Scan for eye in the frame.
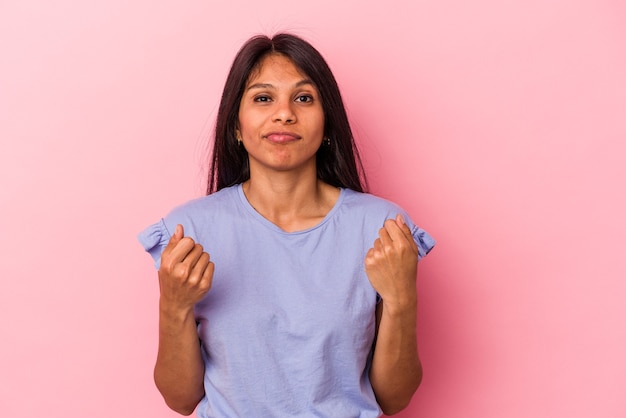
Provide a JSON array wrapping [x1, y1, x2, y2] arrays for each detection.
[[295, 94, 314, 103], [253, 95, 272, 103]]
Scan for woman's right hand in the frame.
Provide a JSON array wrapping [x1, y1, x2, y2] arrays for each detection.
[[154, 223, 210, 414], [158, 224, 214, 311]]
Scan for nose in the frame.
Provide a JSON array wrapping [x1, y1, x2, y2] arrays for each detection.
[[272, 100, 296, 124]]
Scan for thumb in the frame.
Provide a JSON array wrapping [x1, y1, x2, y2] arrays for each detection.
[[396, 214, 413, 237], [166, 224, 184, 248], [396, 214, 418, 252]]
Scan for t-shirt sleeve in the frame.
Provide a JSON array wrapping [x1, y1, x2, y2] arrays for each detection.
[[411, 224, 436, 261], [137, 219, 172, 269]]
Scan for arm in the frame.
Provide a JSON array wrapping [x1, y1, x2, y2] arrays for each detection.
[[364, 215, 422, 415], [154, 224, 214, 415]]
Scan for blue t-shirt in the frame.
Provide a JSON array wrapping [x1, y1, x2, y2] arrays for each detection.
[[138, 184, 435, 417]]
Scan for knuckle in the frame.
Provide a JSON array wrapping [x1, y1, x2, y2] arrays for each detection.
[[180, 237, 194, 247], [173, 263, 189, 278], [197, 253, 209, 267], [159, 258, 175, 273]]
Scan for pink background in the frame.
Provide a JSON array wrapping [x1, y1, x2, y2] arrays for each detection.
[[2, 0, 625, 417]]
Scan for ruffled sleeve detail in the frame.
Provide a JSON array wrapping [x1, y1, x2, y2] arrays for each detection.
[[137, 219, 172, 269], [412, 225, 436, 260]]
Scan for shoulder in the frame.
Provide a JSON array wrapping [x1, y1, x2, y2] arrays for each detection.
[[339, 189, 436, 259], [160, 185, 242, 239], [167, 185, 240, 219], [138, 185, 243, 267], [341, 189, 405, 216], [332, 189, 409, 233]]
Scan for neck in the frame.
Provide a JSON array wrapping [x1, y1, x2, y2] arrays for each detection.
[[242, 171, 339, 232]]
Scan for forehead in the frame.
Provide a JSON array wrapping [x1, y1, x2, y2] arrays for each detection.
[[246, 53, 310, 86]]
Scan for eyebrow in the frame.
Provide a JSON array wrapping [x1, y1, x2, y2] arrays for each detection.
[[246, 79, 315, 91]]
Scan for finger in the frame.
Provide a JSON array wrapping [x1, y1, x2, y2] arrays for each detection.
[[175, 224, 184, 239], [182, 244, 208, 269], [395, 214, 413, 237], [372, 236, 385, 252], [394, 214, 419, 252], [171, 243, 202, 281], [187, 250, 210, 284], [364, 248, 376, 269], [378, 226, 393, 248], [199, 258, 215, 291], [162, 230, 196, 269], [191, 254, 215, 294], [163, 224, 184, 254], [166, 237, 197, 266], [386, 216, 412, 244]]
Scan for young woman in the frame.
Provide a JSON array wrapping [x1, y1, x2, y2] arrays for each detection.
[[138, 33, 435, 417]]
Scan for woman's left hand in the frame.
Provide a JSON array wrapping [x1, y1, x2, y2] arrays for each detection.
[[364, 214, 419, 309]]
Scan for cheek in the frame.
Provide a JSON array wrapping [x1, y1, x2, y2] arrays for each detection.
[[237, 117, 253, 138], [238, 109, 264, 135], [303, 109, 324, 135], [315, 116, 325, 138], [315, 108, 325, 132]]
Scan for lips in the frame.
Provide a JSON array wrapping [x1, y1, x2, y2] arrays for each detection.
[[264, 132, 302, 144]]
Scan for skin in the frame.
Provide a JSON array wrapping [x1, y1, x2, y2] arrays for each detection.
[[153, 53, 422, 415], [366, 215, 422, 414], [154, 224, 212, 415]]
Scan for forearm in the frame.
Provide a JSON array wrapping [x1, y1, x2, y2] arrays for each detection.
[[369, 300, 422, 415], [154, 302, 205, 415]]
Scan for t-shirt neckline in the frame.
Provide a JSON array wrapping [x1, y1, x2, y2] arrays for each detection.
[[236, 183, 346, 235]]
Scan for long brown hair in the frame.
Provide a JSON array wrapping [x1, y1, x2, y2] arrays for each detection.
[[207, 33, 367, 194]]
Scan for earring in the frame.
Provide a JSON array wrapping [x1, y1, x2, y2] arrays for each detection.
[[323, 137, 331, 146], [236, 135, 242, 146]]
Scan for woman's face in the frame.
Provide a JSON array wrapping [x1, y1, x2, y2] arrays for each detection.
[[237, 53, 325, 177]]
